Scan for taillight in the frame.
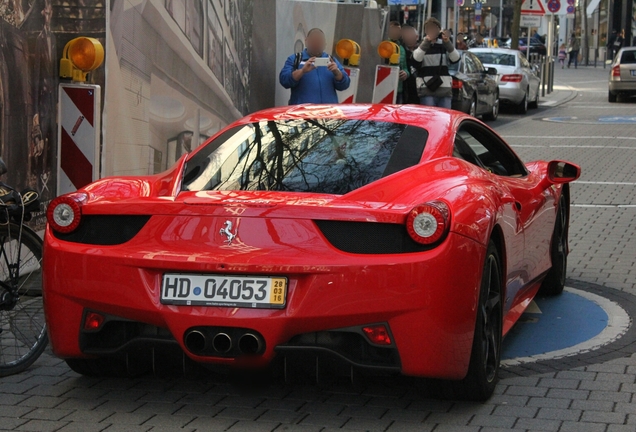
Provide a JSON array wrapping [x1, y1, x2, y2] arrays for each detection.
[[362, 324, 392, 345], [47, 192, 88, 233], [83, 311, 105, 331], [406, 201, 451, 245], [612, 65, 621, 78], [452, 78, 463, 89], [501, 74, 523, 82]]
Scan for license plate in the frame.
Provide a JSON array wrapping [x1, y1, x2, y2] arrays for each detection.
[[161, 274, 287, 308], [631, 70, 636, 76]]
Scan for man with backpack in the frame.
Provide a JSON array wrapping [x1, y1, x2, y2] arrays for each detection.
[[279, 28, 350, 105]]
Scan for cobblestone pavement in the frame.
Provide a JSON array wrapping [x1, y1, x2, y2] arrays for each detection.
[[1, 66, 635, 432]]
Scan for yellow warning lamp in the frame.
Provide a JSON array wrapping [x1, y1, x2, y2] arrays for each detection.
[[378, 41, 400, 65], [336, 39, 361, 67], [60, 37, 104, 82]]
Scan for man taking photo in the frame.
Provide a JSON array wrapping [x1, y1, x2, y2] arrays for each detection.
[[279, 28, 350, 105]]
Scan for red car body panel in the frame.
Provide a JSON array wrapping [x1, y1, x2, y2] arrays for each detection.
[[43, 104, 578, 380]]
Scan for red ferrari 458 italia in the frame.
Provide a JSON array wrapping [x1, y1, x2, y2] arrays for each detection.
[[44, 104, 580, 400]]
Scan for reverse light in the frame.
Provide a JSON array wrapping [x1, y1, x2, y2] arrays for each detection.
[[47, 192, 88, 234], [612, 65, 621, 78], [452, 78, 463, 89], [500, 74, 523, 82], [362, 325, 392, 345], [406, 201, 451, 245], [83, 311, 105, 331]]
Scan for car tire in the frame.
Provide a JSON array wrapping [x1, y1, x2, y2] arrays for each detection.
[[433, 241, 502, 401], [539, 192, 568, 296], [483, 92, 499, 121], [608, 91, 617, 103], [517, 91, 528, 114], [66, 356, 129, 377], [469, 95, 477, 117], [529, 88, 539, 109]]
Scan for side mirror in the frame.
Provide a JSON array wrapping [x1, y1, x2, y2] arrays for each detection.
[[548, 160, 581, 184], [486, 67, 498, 75], [0, 158, 6, 176]]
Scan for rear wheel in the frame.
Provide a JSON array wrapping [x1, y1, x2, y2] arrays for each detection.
[[483, 92, 499, 121], [434, 241, 502, 401], [469, 95, 477, 117], [517, 91, 528, 114], [540, 193, 568, 296], [0, 224, 46, 377], [529, 88, 539, 109], [459, 241, 502, 400], [608, 91, 617, 103]]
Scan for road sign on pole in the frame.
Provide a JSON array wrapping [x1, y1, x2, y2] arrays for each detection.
[[521, 0, 546, 15]]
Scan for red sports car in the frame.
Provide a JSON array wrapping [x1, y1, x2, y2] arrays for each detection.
[[44, 104, 579, 400]]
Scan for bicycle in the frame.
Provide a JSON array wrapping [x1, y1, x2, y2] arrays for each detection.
[[0, 158, 47, 377]]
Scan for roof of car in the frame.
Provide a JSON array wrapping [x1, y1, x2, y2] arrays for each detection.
[[238, 104, 464, 130], [470, 48, 519, 54]]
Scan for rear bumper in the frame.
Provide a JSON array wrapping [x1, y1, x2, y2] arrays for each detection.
[[609, 81, 636, 93], [43, 223, 485, 380], [499, 83, 525, 104]]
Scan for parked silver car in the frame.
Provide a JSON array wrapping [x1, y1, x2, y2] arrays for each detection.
[[470, 48, 541, 114], [608, 47, 636, 102]]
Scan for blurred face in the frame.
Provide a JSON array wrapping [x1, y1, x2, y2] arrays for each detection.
[[388, 24, 402, 41], [401, 27, 418, 47], [424, 23, 441, 40], [305, 31, 326, 56]]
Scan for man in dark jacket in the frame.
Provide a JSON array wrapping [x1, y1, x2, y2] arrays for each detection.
[[401, 25, 421, 104], [279, 28, 350, 105]]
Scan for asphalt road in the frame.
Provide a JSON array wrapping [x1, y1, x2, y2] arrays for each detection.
[[1, 65, 635, 432]]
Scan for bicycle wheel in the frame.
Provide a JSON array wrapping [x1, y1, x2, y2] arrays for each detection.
[[0, 223, 47, 377]]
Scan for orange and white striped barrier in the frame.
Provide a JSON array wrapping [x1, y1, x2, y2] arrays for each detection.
[[338, 67, 360, 104], [371, 65, 399, 104], [57, 83, 101, 195]]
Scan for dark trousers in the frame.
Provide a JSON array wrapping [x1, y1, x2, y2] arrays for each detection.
[[568, 50, 578, 68]]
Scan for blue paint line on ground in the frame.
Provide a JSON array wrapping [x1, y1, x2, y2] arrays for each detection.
[[501, 291, 608, 360]]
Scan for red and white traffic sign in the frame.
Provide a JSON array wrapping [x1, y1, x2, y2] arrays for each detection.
[[57, 84, 101, 195], [372, 65, 399, 104], [521, 0, 546, 15]]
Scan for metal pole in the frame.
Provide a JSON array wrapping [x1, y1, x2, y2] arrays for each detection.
[[427, 0, 432, 20], [454, 1, 459, 47], [498, 0, 503, 37], [417, 0, 422, 35]]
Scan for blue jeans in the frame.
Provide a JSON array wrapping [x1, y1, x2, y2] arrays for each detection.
[[420, 95, 452, 109]]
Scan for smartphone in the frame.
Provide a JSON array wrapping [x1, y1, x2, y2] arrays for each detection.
[[313, 57, 330, 67]]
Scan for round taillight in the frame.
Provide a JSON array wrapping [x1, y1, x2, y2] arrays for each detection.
[[47, 195, 84, 233], [406, 201, 451, 245]]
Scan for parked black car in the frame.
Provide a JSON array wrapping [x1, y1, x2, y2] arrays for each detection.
[[449, 51, 500, 121]]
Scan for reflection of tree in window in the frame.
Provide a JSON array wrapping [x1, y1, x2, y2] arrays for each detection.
[[183, 119, 410, 195]]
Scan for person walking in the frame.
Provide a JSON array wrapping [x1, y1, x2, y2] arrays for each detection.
[[412, 18, 460, 108], [558, 43, 567, 69], [567, 33, 580, 69], [279, 28, 350, 105], [387, 21, 410, 104]]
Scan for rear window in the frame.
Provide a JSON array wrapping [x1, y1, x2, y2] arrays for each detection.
[[473, 52, 516, 66], [182, 119, 428, 194], [620, 50, 636, 64]]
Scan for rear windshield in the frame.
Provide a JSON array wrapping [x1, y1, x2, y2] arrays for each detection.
[[620, 50, 636, 64], [182, 118, 428, 194], [473, 52, 516, 66]]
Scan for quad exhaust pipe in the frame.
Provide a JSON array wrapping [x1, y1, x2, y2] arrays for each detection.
[[184, 328, 264, 356]]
